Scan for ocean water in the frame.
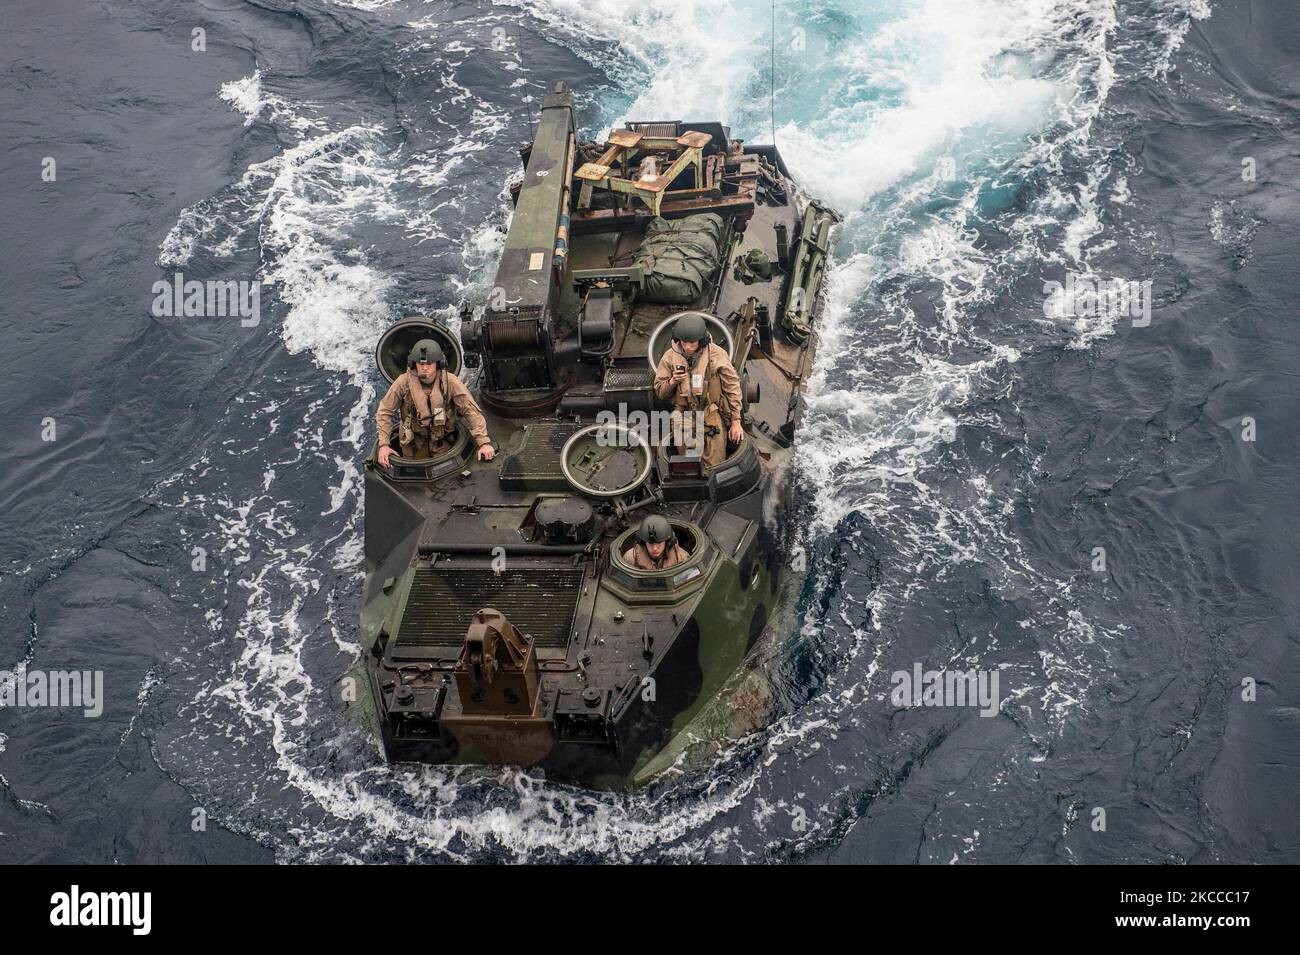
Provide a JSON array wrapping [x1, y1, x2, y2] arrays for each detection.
[[2, 0, 1297, 863]]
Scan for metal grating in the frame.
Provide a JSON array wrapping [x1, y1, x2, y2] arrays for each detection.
[[397, 564, 583, 649], [603, 365, 654, 391], [499, 421, 580, 490]]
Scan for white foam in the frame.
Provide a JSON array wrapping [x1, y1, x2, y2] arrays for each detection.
[[220, 69, 265, 126], [152, 0, 1217, 861]]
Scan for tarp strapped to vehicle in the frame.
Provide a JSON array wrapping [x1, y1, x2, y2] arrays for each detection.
[[633, 213, 727, 304]]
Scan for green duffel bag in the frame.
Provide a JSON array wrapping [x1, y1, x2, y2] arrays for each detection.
[[634, 213, 726, 304]]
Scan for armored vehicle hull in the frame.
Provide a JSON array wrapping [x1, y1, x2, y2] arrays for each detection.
[[361, 83, 837, 788]]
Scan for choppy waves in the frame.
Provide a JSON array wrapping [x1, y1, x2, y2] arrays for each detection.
[[150, 0, 1214, 861]]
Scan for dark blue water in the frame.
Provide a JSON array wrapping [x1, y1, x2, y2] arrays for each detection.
[[2, 0, 1296, 862]]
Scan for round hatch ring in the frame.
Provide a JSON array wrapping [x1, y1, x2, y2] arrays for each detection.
[[560, 423, 653, 499], [646, 311, 736, 373], [375, 316, 464, 384]]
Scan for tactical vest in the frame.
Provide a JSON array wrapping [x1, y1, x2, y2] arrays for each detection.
[[673, 344, 729, 420], [400, 372, 454, 446]]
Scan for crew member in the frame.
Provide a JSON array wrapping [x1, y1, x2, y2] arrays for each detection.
[[652, 314, 743, 467], [375, 339, 494, 467], [622, 515, 690, 570]]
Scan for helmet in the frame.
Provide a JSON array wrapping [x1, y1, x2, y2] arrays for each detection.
[[636, 514, 674, 545], [407, 338, 445, 368], [671, 313, 709, 345]]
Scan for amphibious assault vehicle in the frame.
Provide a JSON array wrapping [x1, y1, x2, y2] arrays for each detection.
[[360, 83, 837, 787]]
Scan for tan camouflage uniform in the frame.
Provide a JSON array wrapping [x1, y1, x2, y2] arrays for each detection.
[[375, 369, 489, 460], [622, 542, 690, 570], [652, 341, 743, 467]]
